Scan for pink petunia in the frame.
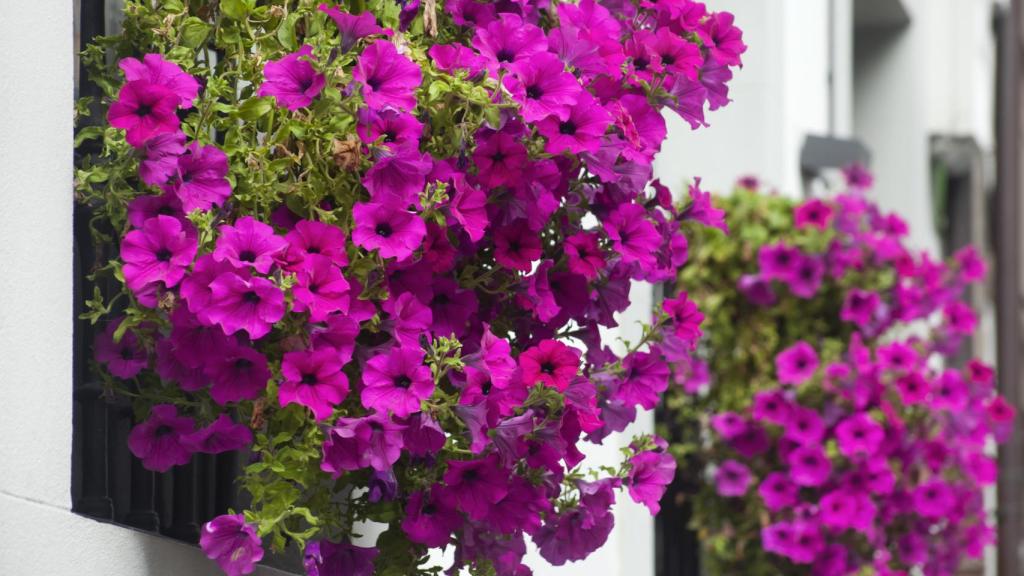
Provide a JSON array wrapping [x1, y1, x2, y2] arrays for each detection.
[[361, 346, 434, 418], [120, 214, 197, 292], [280, 348, 350, 421], [257, 45, 326, 111], [353, 40, 422, 111]]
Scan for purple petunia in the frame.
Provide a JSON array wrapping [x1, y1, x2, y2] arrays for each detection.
[[351, 201, 426, 261], [361, 346, 434, 418], [321, 413, 406, 474], [353, 40, 422, 111], [127, 404, 194, 472], [205, 271, 286, 340], [108, 80, 181, 147], [200, 514, 264, 576], [257, 45, 326, 110], [120, 214, 197, 292], [280, 348, 350, 421], [213, 216, 288, 274], [776, 341, 819, 386]]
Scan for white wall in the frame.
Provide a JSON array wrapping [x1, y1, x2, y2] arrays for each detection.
[[0, 3, 289, 575]]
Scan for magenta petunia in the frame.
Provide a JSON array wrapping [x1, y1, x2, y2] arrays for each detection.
[[519, 340, 581, 391], [303, 540, 378, 576], [537, 91, 611, 155], [428, 43, 487, 78], [280, 348, 350, 421], [361, 346, 434, 418], [206, 271, 286, 340], [108, 80, 181, 147], [604, 203, 661, 267], [321, 413, 406, 474], [357, 107, 423, 149], [127, 191, 184, 229], [180, 254, 235, 323], [627, 450, 676, 514], [758, 472, 799, 512], [493, 222, 543, 271], [120, 53, 200, 109], [775, 341, 819, 386], [472, 129, 528, 189], [565, 232, 605, 280], [699, 11, 747, 67], [787, 252, 825, 298], [138, 131, 187, 185], [353, 40, 422, 111], [835, 413, 885, 459], [285, 219, 349, 269], [684, 178, 728, 233], [758, 242, 801, 281], [643, 26, 702, 78], [471, 13, 546, 73], [783, 405, 825, 446], [402, 490, 462, 547], [787, 445, 831, 487], [181, 413, 253, 454], [200, 514, 264, 576], [95, 319, 148, 379], [206, 344, 271, 405], [840, 288, 881, 328], [292, 254, 351, 322], [257, 45, 326, 111], [361, 146, 432, 206], [505, 53, 582, 122], [438, 454, 510, 520], [213, 216, 288, 274], [611, 94, 666, 163], [351, 201, 426, 261], [662, 292, 704, 344], [127, 404, 194, 472], [448, 176, 489, 242], [794, 198, 834, 229], [318, 4, 382, 52], [751, 390, 793, 425], [120, 214, 197, 292], [737, 274, 777, 307], [166, 142, 232, 212], [913, 479, 956, 519], [714, 460, 752, 497]]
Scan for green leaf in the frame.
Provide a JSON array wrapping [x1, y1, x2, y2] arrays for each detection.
[[235, 97, 273, 121], [180, 17, 211, 49], [221, 0, 255, 21], [74, 126, 105, 148], [277, 12, 301, 52]]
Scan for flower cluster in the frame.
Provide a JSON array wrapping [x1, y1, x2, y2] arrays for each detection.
[[663, 172, 1013, 576], [78, 1, 745, 575]]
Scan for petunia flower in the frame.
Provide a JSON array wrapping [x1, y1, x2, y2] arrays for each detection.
[[402, 490, 462, 547], [565, 232, 605, 280], [361, 146, 431, 206], [257, 45, 325, 111], [714, 459, 751, 497], [758, 242, 801, 280], [783, 406, 826, 446], [643, 27, 702, 79], [912, 479, 956, 519], [213, 216, 288, 274], [787, 252, 825, 298], [537, 91, 611, 155], [438, 454, 509, 520], [95, 319, 148, 378], [758, 472, 799, 512], [603, 203, 661, 267], [200, 514, 264, 576], [775, 341, 819, 386], [303, 540, 379, 576], [284, 219, 349, 269], [361, 346, 434, 418], [787, 445, 831, 487], [108, 80, 181, 147], [292, 254, 351, 322], [737, 274, 777, 307], [627, 450, 675, 514], [683, 178, 728, 233], [351, 201, 426, 261], [835, 413, 885, 458], [493, 222, 543, 271], [120, 214, 198, 291], [472, 129, 529, 189], [206, 344, 271, 405], [353, 40, 422, 111], [840, 288, 881, 328], [428, 43, 487, 78], [318, 4, 382, 52], [280, 348, 350, 421], [165, 142, 232, 212], [138, 131, 187, 185], [206, 271, 286, 340], [699, 11, 747, 67], [119, 53, 200, 108], [471, 13, 546, 73], [448, 176, 489, 242], [356, 107, 423, 149], [504, 53, 582, 122], [181, 413, 253, 454], [321, 413, 406, 474], [662, 292, 704, 344], [519, 340, 581, 391], [794, 198, 834, 229], [127, 404, 194, 472]]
